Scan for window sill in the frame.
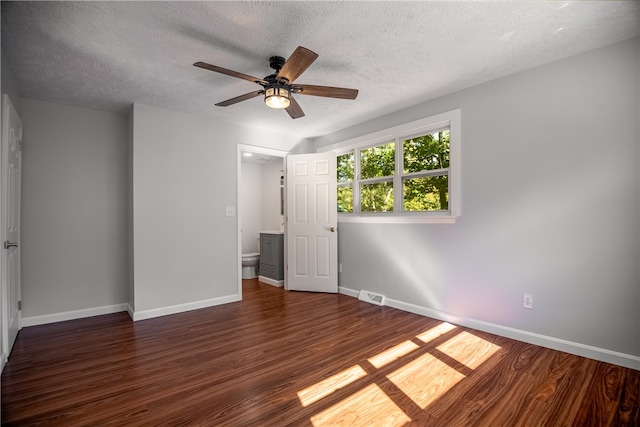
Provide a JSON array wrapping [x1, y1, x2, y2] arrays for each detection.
[[338, 215, 458, 224]]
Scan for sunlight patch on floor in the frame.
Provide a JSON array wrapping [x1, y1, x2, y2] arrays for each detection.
[[310, 383, 411, 426], [303, 323, 503, 424], [415, 322, 457, 344], [368, 340, 420, 369], [436, 331, 501, 369], [298, 365, 367, 407], [387, 352, 466, 409]]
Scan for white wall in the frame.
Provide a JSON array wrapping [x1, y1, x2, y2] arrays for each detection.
[[21, 99, 129, 321], [132, 103, 304, 317], [240, 157, 284, 255], [261, 158, 285, 231], [314, 38, 640, 367], [240, 162, 262, 253]]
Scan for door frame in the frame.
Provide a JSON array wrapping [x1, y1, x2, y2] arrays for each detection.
[[236, 144, 288, 298]]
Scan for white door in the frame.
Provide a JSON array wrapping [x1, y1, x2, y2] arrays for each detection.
[[286, 152, 337, 293], [1, 94, 22, 364]]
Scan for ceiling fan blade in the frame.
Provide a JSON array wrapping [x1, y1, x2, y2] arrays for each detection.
[[215, 90, 264, 107], [277, 46, 319, 84], [293, 84, 358, 100], [285, 95, 305, 119], [194, 62, 266, 85]]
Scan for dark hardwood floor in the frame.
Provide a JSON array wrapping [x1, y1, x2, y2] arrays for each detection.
[[2, 279, 638, 426]]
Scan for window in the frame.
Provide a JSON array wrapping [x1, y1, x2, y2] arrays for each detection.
[[360, 141, 395, 212], [329, 110, 460, 223], [337, 152, 354, 213], [402, 130, 449, 212]]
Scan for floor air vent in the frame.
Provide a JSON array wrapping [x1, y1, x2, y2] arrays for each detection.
[[358, 290, 385, 306]]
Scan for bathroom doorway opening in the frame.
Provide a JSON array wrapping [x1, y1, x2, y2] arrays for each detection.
[[236, 144, 287, 299]]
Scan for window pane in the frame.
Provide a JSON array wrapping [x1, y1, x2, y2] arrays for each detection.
[[337, 152, 354, 183], [403, 176, 448, 211], [360, 142, 395, 179], [361, 182, 394, 212], [337, 186, 353, 213], [403, 130, 450, 173]]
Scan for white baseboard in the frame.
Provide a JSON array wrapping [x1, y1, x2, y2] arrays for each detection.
[[126, 303, 134, 320], [339, 286, 640, 371], [338, 286, 359, 298], [21, 303, 129, 327], [22, 295, 243, 326], [131, 294, 241, 321], [258, 276, 284, 287]]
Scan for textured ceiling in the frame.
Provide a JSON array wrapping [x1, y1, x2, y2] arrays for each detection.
[[2, 1, 638, 138]]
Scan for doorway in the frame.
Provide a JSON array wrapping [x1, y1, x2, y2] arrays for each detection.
[[236, 144, 287, 298]]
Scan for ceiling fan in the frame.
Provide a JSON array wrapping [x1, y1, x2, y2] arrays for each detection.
[[194, 46, 358, 119]]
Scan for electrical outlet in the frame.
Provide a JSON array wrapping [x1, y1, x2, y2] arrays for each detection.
[[523, 293, 534, 309]]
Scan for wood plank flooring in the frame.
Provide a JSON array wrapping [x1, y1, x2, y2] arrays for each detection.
[[2, 279, 638, 426]]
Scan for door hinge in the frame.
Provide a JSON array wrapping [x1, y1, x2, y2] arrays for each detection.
[[19, 141, 23, 152], [18, 300, 21, 310]]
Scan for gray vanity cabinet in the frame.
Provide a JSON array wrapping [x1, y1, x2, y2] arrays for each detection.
[[260, 233, 284, 281]]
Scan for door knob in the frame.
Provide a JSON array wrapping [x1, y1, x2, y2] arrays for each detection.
[[4, 241, 18, 249], [324, 226, 335, 232]]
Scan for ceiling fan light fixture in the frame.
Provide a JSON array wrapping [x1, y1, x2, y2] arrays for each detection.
[[265, 86, 290, 109]]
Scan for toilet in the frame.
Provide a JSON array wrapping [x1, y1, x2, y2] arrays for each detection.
[[241, 252, 260, 279]]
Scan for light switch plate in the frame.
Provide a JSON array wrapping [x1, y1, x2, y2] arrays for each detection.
[[225, 206, 235, 217]]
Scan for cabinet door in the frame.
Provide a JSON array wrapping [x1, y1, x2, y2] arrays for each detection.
[[260, 234, 284, 280], [260, 234, 273, 266]]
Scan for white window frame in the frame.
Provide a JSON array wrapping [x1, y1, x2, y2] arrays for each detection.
[[320, 109, 461, 224]]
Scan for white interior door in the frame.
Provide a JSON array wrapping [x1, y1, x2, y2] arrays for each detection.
[[286, 152, 337, 293], [1, 94, 23, 365]]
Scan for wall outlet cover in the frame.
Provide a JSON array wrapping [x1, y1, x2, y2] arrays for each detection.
[[523, 293, 534, 309]]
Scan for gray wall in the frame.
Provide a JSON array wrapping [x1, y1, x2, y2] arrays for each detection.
[[132, 103, 238, 313], [131, 103, 303, 316], [315, 38, 640, 361], [21, 99, 129, 318], [1, 50, 22, 116], [16, 97, 303, 321]]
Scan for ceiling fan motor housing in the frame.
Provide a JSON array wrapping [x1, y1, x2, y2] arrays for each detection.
[[269, 55, 286, 72]]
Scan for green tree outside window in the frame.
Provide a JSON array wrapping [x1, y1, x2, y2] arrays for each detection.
[[336, 129, 450, 214], [403, 131, 449, 211]]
